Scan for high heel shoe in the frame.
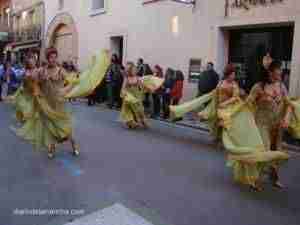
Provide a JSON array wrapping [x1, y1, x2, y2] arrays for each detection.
[[250, 184, 263, 192], [272, 181, 284, 190], [72, 144, 80, 157], [48, 144, 56, 159]]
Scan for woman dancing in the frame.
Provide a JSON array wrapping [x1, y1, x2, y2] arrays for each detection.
[[120, 62, 163, 129], [120, 62, 149, 129], [170, 64, 289, 191], [15, 48, 79, 159], [13, 53, 38, 123], [247, 61, 292, 189]]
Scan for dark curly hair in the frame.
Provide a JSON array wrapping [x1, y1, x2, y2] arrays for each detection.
[[45, 47, 58, 60], [261, 60, 282, 88], [223, 63, 236, 80]]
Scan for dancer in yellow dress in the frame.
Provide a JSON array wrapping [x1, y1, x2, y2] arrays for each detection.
[[120, 62, 148, 129], [170, 64, 289, 191], [15, 48, 79, 159], [120, 62, 164, 129], [13, 54, 38, 123], [247, 61, 292, 189]]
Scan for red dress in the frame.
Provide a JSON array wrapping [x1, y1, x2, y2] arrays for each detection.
[[170, 80, 184, 102]]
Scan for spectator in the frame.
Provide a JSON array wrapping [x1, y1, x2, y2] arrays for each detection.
[[151, 65, 163, 118], [5, 61, 19, 95], [282, 69, 290, 91], [0, 61, 4, 101], [143, 67, 153, 112], [197, 62, 219, 97], [171, 70, 184, 105], [137, 59, 153, 110], [162, 68, 176, 119], [12, 62, 25, 83], [68, 60, 77, 72], [62, 61, 69, 71], [105, 54, 123, 109], [137, 58, 146, 77]]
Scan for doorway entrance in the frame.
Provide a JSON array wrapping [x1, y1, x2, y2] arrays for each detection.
[[228, 25, 294, 91], [110, 36, 124, 64], [53, 24, 74, 63]]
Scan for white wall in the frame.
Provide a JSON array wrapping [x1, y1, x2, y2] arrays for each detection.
[[43, 0, 300, 98], [43, 0, 220, 99]]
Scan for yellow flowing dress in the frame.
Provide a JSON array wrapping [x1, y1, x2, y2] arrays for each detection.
[[15, 67, 72, 149], [12, 50, 110, 150], [120, 77, 145, 125], [13, 78, 35, 122], [170, 82, 289, 187], [120, 75, 164, 125]]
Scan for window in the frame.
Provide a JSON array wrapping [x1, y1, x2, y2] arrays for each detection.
[[171, 16, 179, 36], [29, 10, 35, 26], [58, 0, 64, 10], [90, 0, 106, 16], [4, 7, 10, 26]]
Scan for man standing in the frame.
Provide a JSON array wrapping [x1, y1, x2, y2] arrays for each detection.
[[197, 62, 219, 96], [137, 58, 153, 111], [162, 68, 176, 119], [105, 54, 123, 109], [0, 61, 4, 101], [137, 58, 146, 77]]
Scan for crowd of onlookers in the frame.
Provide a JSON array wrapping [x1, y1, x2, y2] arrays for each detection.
[[0, 46, 228, 122], [87, 55, 186, 120], [3, 52, 290, 123], [0, 61, 25, 100], [0, 59, 78, 101]]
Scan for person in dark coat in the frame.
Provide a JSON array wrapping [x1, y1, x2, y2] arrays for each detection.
[[151, 65, 163, 118], [105, 54, 123, 109], [136, 58, 146, 77], [197, 62, 219, 96], [162, 68, 176, 119]]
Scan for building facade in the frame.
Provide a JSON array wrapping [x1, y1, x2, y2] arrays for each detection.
[[44, 0, 300, 99], [0, 0, 12, 61], [10, 0, 45, 63]]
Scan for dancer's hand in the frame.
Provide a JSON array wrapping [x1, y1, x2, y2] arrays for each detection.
[[280, 118, 289, 129]]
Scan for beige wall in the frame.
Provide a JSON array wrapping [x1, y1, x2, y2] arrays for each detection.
[[44, 0, 300, 99], [11, 0, 44, 34], [12, 0, 41, 11], [0, 0, 11, 29]]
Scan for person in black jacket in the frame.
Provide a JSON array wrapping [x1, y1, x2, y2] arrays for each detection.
[[162, 68, 176, 119], [106, 54, 123, 109], [197, 62, 219, 96]]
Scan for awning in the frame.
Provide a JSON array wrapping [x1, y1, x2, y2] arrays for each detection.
[[13, 43, 40, 51], [0, 32, 8, 41]]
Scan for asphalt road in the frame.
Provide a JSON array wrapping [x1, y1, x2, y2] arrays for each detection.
[[0, 103, 300, 225]]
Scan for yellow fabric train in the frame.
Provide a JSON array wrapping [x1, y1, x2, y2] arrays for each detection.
[[170, 91, 292, 187], [65, 50, 110, 98], [11, 50, 110, 150]]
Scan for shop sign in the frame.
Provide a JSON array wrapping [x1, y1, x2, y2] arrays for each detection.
[[225, 0, 284, 15]]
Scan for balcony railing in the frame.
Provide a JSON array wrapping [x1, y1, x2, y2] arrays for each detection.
[[0, 22, 11, 33], [13, 24, 42, 43]]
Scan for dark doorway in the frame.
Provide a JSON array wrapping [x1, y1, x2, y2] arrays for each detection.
[[228, 25, 294, 92], [110, 36, 124, 64]]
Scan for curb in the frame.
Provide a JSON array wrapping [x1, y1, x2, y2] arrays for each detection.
[[174, 120, 300, 153], [84, 103, 300, 152]]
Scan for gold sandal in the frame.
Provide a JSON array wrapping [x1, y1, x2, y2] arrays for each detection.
[[72, 144, 80, 157], [48, 144, 56, 159]]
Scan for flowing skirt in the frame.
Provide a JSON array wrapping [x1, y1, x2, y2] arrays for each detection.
[[170, 92, 289, 186], [14, 91, 72, 150]]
